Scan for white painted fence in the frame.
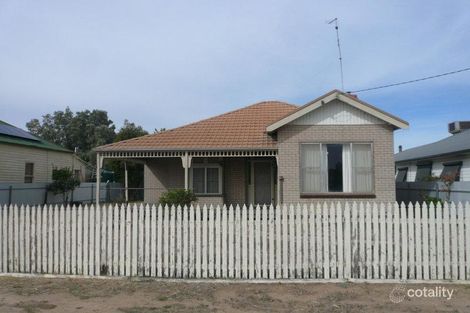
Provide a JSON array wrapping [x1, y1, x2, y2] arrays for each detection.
[[1, 202, 469, 281]]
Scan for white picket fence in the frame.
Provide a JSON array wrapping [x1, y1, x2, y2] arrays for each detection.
[[0, 202, 470, 281]]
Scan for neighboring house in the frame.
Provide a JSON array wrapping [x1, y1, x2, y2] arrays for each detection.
[[0, 120, 90, 184], [95, 90, 408, 205], [395, 121, 470, 203]]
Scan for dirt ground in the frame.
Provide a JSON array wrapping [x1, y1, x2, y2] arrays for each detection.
[[0, 276, 468, 313]]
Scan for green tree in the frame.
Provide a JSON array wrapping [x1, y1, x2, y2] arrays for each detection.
[[115, 119, 148, 142], [26, 108, 116, 162], [48, 167, 80, 204]]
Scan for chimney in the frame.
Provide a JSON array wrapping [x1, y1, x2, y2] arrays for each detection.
[[448, 121, 470, 134], [398, 145, 403, 152]]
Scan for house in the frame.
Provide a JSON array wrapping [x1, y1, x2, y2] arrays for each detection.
[[95, 90, 408, 205], [0, 120, 98, 205], [395, 121, 470, 203], [0, 120, 90, 184]]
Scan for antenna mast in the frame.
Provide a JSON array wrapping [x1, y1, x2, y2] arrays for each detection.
[[328, 18, 344, 90]]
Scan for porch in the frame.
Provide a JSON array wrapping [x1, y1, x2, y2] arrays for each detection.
[[95, 150, 278, 205]]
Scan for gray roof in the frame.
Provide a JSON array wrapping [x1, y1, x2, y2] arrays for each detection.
[[395, 129, 470, 162]]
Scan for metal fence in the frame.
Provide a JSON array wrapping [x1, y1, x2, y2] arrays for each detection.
[[0, 183, 123, 205], [1, 201, 469, 281], [396, 181, 470, 204]]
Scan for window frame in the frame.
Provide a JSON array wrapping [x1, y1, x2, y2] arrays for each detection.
[[395, 167, 408, 182], [440, 161, 462, 182], [24, 162, 34, 183], [189, 163, 223, 196], [415, 162, 433, 182], [299, 142, 375, 197]]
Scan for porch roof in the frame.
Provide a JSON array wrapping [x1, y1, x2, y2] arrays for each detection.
[[95, 101, 297, 152]]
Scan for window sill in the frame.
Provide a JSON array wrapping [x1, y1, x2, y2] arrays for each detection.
[[300, 193, 376, 199], [195, 194, 223, 197]]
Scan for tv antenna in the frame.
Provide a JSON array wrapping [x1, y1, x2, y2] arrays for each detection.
[[327, 18, 344, 90]]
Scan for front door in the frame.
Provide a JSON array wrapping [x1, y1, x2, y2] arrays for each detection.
[[253, 161, 272, 205]]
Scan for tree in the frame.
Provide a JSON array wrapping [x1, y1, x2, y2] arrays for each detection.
[[26, 108, 116, 162], [48, 167, 80, 204], [115, 119, 148, 142]]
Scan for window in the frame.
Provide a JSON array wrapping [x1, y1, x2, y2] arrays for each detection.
[[395, 167, 408, 182], [415, 163, 432, 182], [440, 162, 462, 182], [300, 143, 373, 194], [24, 163, 34, 183], [74, 169, 81, 180], [190, 165, 222, 195]]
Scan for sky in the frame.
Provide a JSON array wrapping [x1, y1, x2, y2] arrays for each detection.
[[1, 0, 469, 152]]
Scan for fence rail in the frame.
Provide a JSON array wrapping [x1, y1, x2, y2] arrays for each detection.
[[1, 202, 469, 281]]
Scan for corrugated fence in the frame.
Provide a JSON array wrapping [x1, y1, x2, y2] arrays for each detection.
[[0, 202, 469, 281]]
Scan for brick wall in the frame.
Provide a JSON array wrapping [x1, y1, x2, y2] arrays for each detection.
[[277, 124, 396, 203]]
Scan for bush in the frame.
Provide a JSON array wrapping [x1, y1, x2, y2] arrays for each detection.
[[159, 189, 197, 207], [423, 196, 443, 206], [48, 167, 80, 204]]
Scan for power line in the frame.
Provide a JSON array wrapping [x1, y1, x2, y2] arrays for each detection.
[[347, 67, 470, 93], [328, 18, 344, 90]]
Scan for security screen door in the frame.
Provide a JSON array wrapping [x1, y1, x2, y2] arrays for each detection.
[[254, 162, 272, 205]]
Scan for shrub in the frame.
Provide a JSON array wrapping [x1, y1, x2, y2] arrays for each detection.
[[423, 196, 443, 206], [159, 189, 197, 207], [48, 167, 80, 204]]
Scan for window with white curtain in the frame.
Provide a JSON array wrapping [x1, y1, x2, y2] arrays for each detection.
[[300, 143, 373, 193]]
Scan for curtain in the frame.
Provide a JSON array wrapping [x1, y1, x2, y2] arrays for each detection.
[[342, 144, 352, 192], [300, 144, 322, 193], [352, 144, 373, 193]]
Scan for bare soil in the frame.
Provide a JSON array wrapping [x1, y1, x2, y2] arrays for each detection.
[[0, 276, 468, 313]]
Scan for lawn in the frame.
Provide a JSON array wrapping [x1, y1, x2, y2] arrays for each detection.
[[0, 276, 468, 312]]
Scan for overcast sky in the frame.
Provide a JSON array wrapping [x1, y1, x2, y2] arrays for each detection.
[[1, 0, 469, 152]]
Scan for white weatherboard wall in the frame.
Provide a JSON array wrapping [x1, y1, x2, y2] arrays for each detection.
[[396, 154, 470, 182], [1, 202, 470, 281]]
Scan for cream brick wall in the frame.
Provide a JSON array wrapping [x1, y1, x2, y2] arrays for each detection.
[[277, 124, 396, 203]]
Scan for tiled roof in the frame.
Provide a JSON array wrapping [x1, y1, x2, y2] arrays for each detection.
[[96, 101, 298, 151]]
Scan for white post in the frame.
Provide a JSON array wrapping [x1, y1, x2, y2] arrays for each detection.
[[95, 153, 101, 206], [124, 161, 129, 202], [181, 152, 191, 190]]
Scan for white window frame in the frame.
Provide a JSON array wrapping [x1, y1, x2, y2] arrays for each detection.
[[299, 142, 375, 194], [189, 163, 223, 195]]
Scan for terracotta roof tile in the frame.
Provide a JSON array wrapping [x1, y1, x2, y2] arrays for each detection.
[[96, 101, 298, 151]]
